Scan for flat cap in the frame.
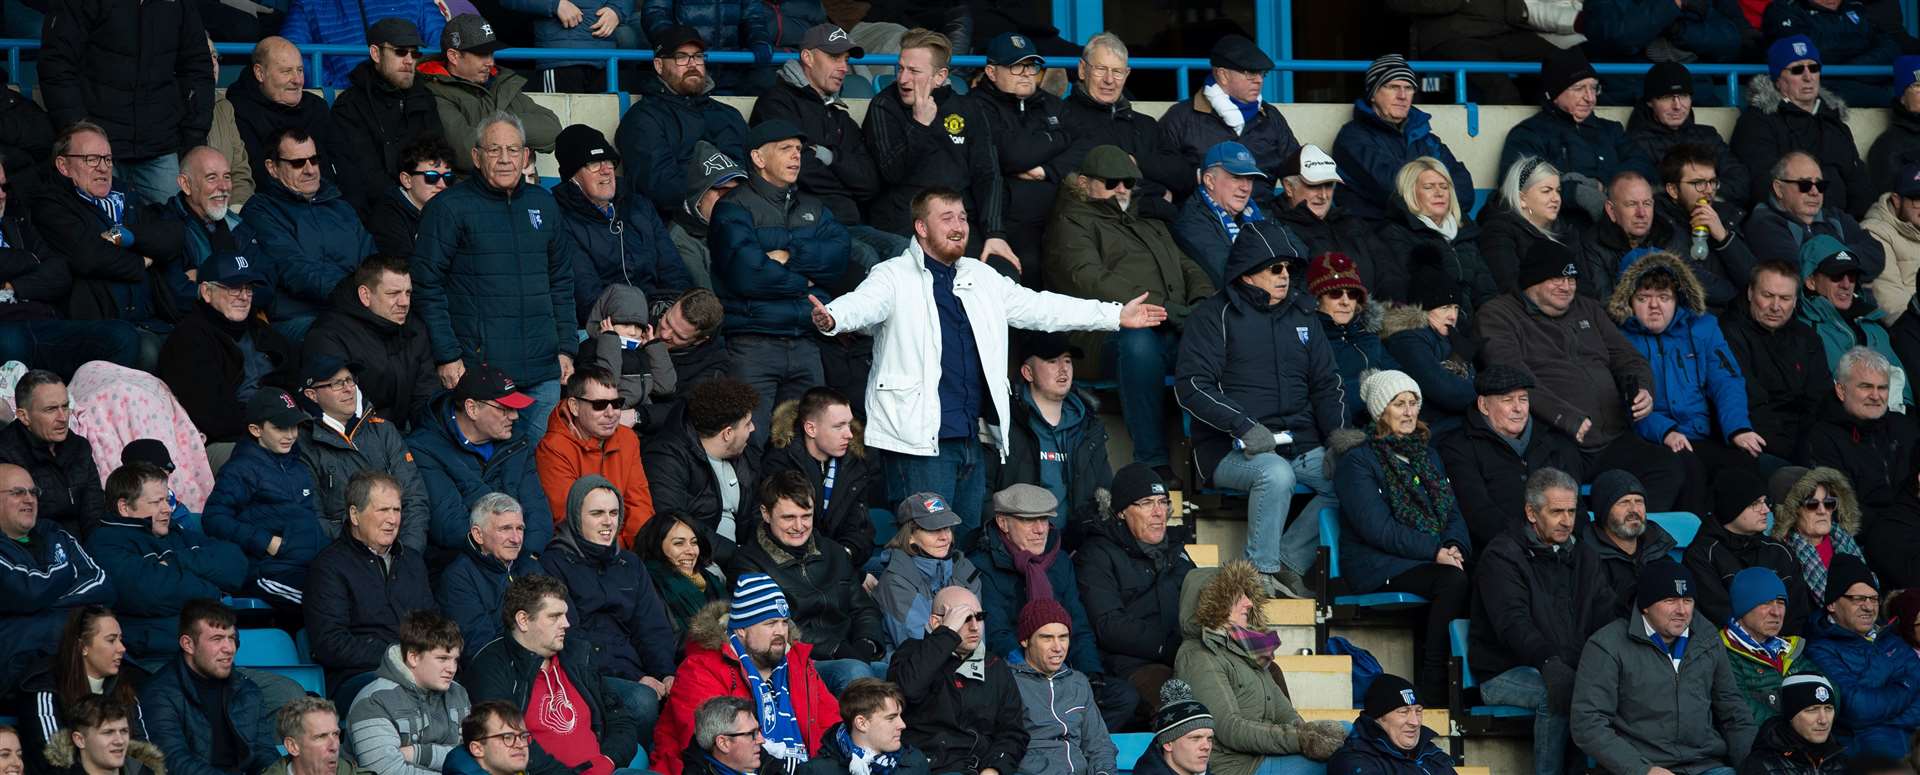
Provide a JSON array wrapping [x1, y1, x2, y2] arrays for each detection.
[[1078, 144, 1140, 180], [1474, 365, 1535, 396], [992, 483, 1058, 519]]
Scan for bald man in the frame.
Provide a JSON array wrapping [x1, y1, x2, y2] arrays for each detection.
[[888, 586, 1028, 775], [157, 147, 265, 310], [219, 36, 345, 198], [0, 462, 112, 693]]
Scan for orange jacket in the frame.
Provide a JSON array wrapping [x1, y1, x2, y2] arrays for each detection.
[[536, 404, 657, 547]]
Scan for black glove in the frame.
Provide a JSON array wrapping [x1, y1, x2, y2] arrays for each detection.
[[1542, 658, 1577, 711]]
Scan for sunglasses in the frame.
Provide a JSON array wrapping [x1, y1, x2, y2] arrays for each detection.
[[1802, 496, 1838, 511], [572, 396, 626, 411], [408, 169, 455, 185], [1093, 176, 1135, 190], [1322, 288, 1363, 300], [1262, 263, 1290, 277], [1787, 62, 1822, 76], [1777, 177, 1830, 194], [276, 155, 319, 170]]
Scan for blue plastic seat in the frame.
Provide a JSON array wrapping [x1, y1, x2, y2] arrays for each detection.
[[260, 664, 325, 696], [1448, 619, 1535, 719], [235, 628, 300, 667], [1650, 511, 1700, 550], [1113, 732, 1153, 771], [839, 73, 875, 98], [1321, 509, 1429, 609], [223, 596, 273, 611]]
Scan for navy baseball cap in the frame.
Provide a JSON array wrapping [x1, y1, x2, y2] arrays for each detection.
[[987, 32, 1043, 67], [202, 250, 266, 287]]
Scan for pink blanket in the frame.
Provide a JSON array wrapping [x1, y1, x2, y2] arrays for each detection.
[[68, 361, 216, 511]]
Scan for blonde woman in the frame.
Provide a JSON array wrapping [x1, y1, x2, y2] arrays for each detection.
[[1378, 156, 1495, 311]]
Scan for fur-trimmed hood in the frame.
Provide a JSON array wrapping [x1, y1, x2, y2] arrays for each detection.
[[686, 599, 808, 652], [1771, 466, 1863, 541], [1607, 250, 1708, 325], [45, 734, 166, 775], [767, 398, 867, 458], [1180, 561, 1269, 638], [1378, 303, 1431, 341], [1745, 74, 1849, 119]]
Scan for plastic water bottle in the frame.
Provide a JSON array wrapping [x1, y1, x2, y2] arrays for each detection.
[[1689, 197, 1711, 262]]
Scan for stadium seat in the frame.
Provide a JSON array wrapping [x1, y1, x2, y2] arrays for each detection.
[[295, 629, 314, 663], [261, 664, 325, 696], [1113, 732, 1153, 772], [840, 73, 875, 99], [1319, 508, 1430, 610], [1445, 619, 1533, 758], [1650, 512, 1700, 553], [236, 628, 300, 667]]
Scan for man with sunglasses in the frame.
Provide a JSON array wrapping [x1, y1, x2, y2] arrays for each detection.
[[888, 585, 1027, 775], [1803, 555, 1920, 758], [1761, 0, 1902, 109], [297, 355, 432, 554], [1732, 36, 1873, 218], [405, 363, 556, 554], [330, 18, 448, 216], [1745, 151, 1884, 284], [535, 366, 655, 549], [241, 126, 375, 342]]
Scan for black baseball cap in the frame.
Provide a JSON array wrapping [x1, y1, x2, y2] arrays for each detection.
[[300, 354, 360, 390], [653, 25, 707, 56], [801, 23, 863, 56], [246, 388, 307, 428], [368, 18, 424, 48], [1017, 330, 1083, 362]]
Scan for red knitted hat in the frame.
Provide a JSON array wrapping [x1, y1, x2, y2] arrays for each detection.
[[1307, 252, 1367, 301], [1016, 598, 1072, 643]]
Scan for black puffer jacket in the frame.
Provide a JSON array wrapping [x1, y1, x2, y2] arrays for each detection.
[[1435, 410, 1587, 549], [304, 282, 441, 425], [748, 63, 883, 226], [1584, 517, 1680, 618], [640, 415, 760, 563], [970, 79, 1072, 226], [1799, 397, 1920, 515], [887, 628, 1028, 775], [1072, 517, 1193, 678], [1469, 524, 1616, 679], [1059, 86, 1189, 211], [1736, 705, 1849, 774], [1730, 76, 1871, 218], [726, 524, 887, 662], [761, 403, 879, 570], [38, 0, 213, 162], [0, 422, 106, 539], [1626, 102, 1754, 209], [302, 534, 435, 690], [1683, 519, 1815, 635], [862, 84, 1005, 245], [1575, 208, 1740, 306], [461, 633, 640, 775], [222, 65, 345, 189], [1720, 297, 1833, 456], [31, 183, 185, 325], [330, 59, 446, 215]]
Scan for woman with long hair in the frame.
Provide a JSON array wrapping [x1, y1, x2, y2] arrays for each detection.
[[12, 606, 148, 769], [634, 510, 725, 654], [1377, 156, 1496, 311]]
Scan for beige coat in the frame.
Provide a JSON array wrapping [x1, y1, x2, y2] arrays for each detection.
[[1865, 194, 1920, 323]]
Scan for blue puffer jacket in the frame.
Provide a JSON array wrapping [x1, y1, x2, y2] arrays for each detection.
[[616, 73, 749, 215], [1582, 0, 1744, 64], [86, 515, 248, 662], [1334, 436, 1472, 594], [1332, 100, 1475, 223], [139, 656, 281, 775], [553, 179, 691, 324], [279, 0, 446, 88], [967, 528, 1104, 677], [240, 175, 376, 321], [1803, 614, 1920, 759], [202, 440, 329, 598], [1608, 252, 1754, 445], [0, 519, 113, 693], [1763, 0, 1901, 67], [435, 538, 540, 657], [708, 175, 850, 337], [766, 0, 827, 47], [1325, 717, 1456, 775], [501, 0, 635, 68], [1320, 309, 1401, 428], [1496, 104, 1655, 191], [412, 177, 579, 387], [640, 0, 770, 50], [407, 393, 555, 554]]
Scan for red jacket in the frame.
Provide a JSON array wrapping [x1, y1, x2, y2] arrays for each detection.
[[536, 404, 657, 548], [654, 602, 840, 775]]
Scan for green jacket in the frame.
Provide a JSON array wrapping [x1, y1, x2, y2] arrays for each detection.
[[1043, 186, 1213, 376], [1173, 565, 1304, 775], [418, 61, 562, 172], [1723, 630, 1820, 726]]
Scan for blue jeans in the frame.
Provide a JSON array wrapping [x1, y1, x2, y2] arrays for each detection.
[[0, 319, 140, 377], [1479, 667, 1569, 775], [728, 334, 825, 449], [881, 440, 987, 537], [813, 658, 889, 694], [849, 225, 910, 272], [518, 379, 563, 441], [1214, 447, 1336, 576], [1103, 328, 1174, 466], [604, 677, 662, 744], [1252, 754, 1336, 775], [119, 154, 181, 208]]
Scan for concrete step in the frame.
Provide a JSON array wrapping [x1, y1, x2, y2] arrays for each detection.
[[1274, 654, 1351, 710], [1186, 543, 1219, 567], [1464, 738, 1531, 774]]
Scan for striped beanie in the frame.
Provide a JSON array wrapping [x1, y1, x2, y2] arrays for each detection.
[[1365, 54, 1417, 99], [1152, 680, 1214, 746], [729, 573, 791, 629]]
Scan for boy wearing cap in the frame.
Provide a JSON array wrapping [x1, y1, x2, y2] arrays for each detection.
[[330, 18, 448, 213], [1740, 674, 1845, 772], [417, 14, 563, 172], [297, 354, 432, 554], [1721, 566, 1819, 726], [203, 388, 331, 611], [1009, 599, 1118, 775], [973, 32, 1074, 286], [1868, 161, 1920, 329], [1170, 141, 1273, 288], [1332, 54, 1475, 224], [1325, 675, 1455, 774], [1158, 35, 1298, 190], [1138, 681, 1212, 775], [156, 250, 298, 447], [553, 124, 690, 324], [1627, 64, 1752, 206], [1730, 36, 1872, 218], [1570, 561, 1757, 775], [405, 362, 557, 554], [1497, 48, 1653, 226], [1804, 554, 1920, 758], [617, 26, 751, 215]]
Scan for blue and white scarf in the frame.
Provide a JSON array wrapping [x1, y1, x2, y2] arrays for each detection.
[[1199, 186, 1263, 241], [1725, 619, 1789, 661], [834, 725, 899, 775], [730, 631, 807, 765], [75, 187, 127, 225]]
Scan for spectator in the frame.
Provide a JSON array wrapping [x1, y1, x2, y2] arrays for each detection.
[[1170, 142, 1271, 289], [860, 30, 1014, 266], [1871, 164, 1920, 328], [263, 697, 372, 775], [1074, 464, 1193, 728], [886, 585, 1027, 775], [1570, 561, 1758, 774], [639, 1, 771, 96], [535, 367, 656, 548], [1497, 48, 1651, 228], [0, 66, 51, 202], [1585, 173, 1740, 306], [665, 143, 744, 292], [1158, 35, 1298, 187], [0, 159, 141, 377], [503, 0, 634, 94], [1745, 153, 1885, 290], [1732, 37, 1874, 218], [282, 0, 445, 92], [633, 512, 725, 646], [0, 371, 106, 538], [875, 493, 980, 648], [619, 28, 749, 216], [405, 363, 555, 554], [972, 32, 1072, 283], [1468, 467, 1613, 775], [814, 187, 1158, 531], [1058, 33, 1186, 220], [418, 16, 563, 171], [1723, 566, 1819, 726], [1175, 564, 1347, 773], [1334, 371, 1472, 699], [201, 389, 327, 611], [1381, 267, 1476, 435], [1275, 146, 1387, 300], [970, 484, 1135, 729], [795, 678, 930, 775], [1310, 252, 1400, 428], [1802, 347, 1920, 519], [1437, 366, 1587, 548], [1385, 0, 1557, 105], [762, 387, 878, 569], [1376, 156, 1494, 309], [1476, 239, 1695, 513], [1652, 143, 1759, 305], [1686, 468, 1816, 634], [0, 728, 24, 775], [241, 126, 375, 340], [12, 607, 150, 768], [306, 256, 441, 425], [436, 493, 537, 652], [1804, 555, 1920, 757], [678, 697, 762, 775], [32, 121, 186, 356], [329, 20, 448, 216], [640, 377, 760, 561], [1771, 466, 1867, 605], [1137, 681, 1214, 775], [989, 332, 1113, 541], [576, 285, 678, 425], [1739, 674, 1847, 773], [461, 575, 640, 775], [1325, 675, 1457, 774], [304, 470, 435, 694], [297, 356, 432, 553], [1334, 55, 1475, 225], [1627, 63, 1754, 207], [44, 695, 163, 775], [411, 113, 578, 439], [446, 702, 530, 775], [139, 600, 281, 775], [363, 139, 454, 260], [1722, 260, 1835, 460], [1009, 599, 1117, 775], [157, 147, 259, 312], [37, 0, 213, 207], [1582, 470, 1681, 616], [343, 611, 473, 775], [1763, 0, 1901, 107], [1582, 0, 1744, 94], [539, 476, 674, 743], [649, 289, 733, 411], [1797, 239, 1910, 411], [1480, 157, 1570, 295], [653, 574, 837, 775], [1046, 146, 1211, 473], [86, 464, 246, 663], [552, 127, 689, 324], [221, 38, 346, 196], [1867, 456, 1920, 591], [1871, 58, 1920, 197]]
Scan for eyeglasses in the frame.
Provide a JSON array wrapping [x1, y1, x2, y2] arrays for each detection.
[[999, 62, 1041, 76], [2, 486, 41, 499], [480, 400, 519, 415], [480, 145, 526, 159], [1802, 496, 1838, 512], [718, 728, 764, 741], [667, 52, 708, 65], [1838, 593, 1879, 605], [209, 282, 256, 296], [1681, 177, 1719, 190], [572, 396, 625, 411], [1787, 62, 1822, 76], [309, 376, 355, 392], [478, 731, 532, 747], [1093, 176, 1135, 190], [1777, 177, 1830, 194], [276, 155, 319, 170], [1564, 82, 1602, 97], [381, 45, 421, 59], [1322, 288, 1363, 300], [1085, 63, 1130, 79], [60, 154, 114, 169], [407, 169, 455, 185]]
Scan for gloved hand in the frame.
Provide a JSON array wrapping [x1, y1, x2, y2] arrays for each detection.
[[751, 42, 774, 65], [1542, 658, 1577, 711], [1238, 423, 1277, 458], [813, 145, 835, 166], [1562, 172, 1606, 223]]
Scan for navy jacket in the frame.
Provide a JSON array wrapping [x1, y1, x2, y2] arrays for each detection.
[[0, 421, 107, 539], [406, 393, 554, 554], [554, 179, 690, 324], [37, 0, 213, 162], [1625, 103, 1753, 208], [139, 656, 280, 775], [639, 0, 770, 50], [1333, 438, 1472, 594], [304, 534, 436, 688], [1332, 100, 1475, 222], [1321, 311, 1402, 428], [1497, 104, 1654, 192], [708, 175, 850, 337], [1803, 615, 1920, 759], [221, 65, 346, 188], [86, 515, 248, 662], [968, 529, 1103, 676], [30, 182, 184, 325], [202, 440, 329, 598], [727, 526, 888, 663], [1324, 719, 1458, 775], [240, 175, 377, 320], [0, 518, 112, 693], [1072, 518, 1192, 678], [1763, 0, 1901, 68], [436, 539, 539, 657], [1582, 0, 1744, 64], [617, 74, 749, 215], [539, 523, 678, 681], [1382, 322, 1475, 437]]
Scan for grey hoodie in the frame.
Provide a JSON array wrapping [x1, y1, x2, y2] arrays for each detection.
[[580, 284, 677, 411], [344, 644, 474, 775], [670, 141, 749, 290], [1009, 661, 1118, 775]]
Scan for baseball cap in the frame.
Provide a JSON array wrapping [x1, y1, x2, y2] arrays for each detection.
[[1016, 330, 1083, 362], [1281, 144, 1342, 185], [441, 14, 504, 55], [746, 119, 808, 149], [454, 363, 535, 410], [801, 23, 864, 56], [1812, 242, 1864, 278], [896, 492, 962, 530], [987, 32, 1043, 67], [1898, 162, 1920, 199], [368, 18, 425, 48], [653, 25, 707, 57], [1203, 141, 1266, 178], [300, 354, 360, 391], [202, 250, 267, 287], [246, 388, 307, 428]]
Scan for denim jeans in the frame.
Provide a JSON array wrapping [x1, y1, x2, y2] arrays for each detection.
[[728, 334, 825, 449], [1252, 754, 1339, 775], [604, 677, 662, 744], [1214, 447, 1336, 575], [518, 379, 563, 441], [880, 440, 987, 538], [848, 225, 910, 271], [813, 658, 889, 694], [0, 319, 140, 377], [1480, 667, 1570, 775], [1103, 328, 1174, 466], [119, 154, 181, 208]]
